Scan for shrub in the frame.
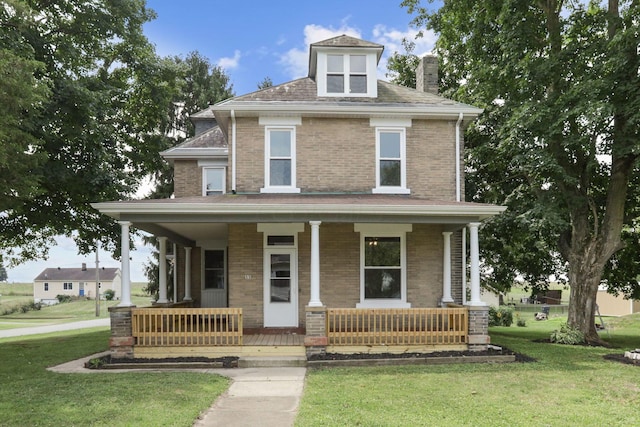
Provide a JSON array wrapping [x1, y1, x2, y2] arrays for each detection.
[[56, 294, 72, 303], [550, 323, 585, 345], [103, 289, 115, 301], [516, 318, 527, 327], [489, 306, 514, 327]]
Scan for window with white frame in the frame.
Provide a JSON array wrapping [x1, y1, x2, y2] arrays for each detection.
[[63, 282, 73, 290], [374, 128, 409, 194], [44, 283, 48, 291], [325, 54, 369, 95], [262, 126, 299, 192], [203, 167, 225, 195], [356, 224, 411, 308]]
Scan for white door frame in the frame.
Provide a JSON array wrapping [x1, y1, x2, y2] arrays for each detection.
[[263, 247, 298, 327]]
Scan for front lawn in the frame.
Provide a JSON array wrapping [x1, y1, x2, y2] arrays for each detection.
[[0, 329, 228, 426], [296, 315, 640, 426]]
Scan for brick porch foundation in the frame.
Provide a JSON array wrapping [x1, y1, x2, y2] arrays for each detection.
[[304, 306, 327, 357], [108, 306, 135, 359], [467, 305, 490, 351]]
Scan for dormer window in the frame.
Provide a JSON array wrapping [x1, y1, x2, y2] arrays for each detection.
[[327, 54, 367, 94], [203, 167, 225, 195], [316, 51, 378, 97]]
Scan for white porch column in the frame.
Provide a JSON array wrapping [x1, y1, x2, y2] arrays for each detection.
[[309, 221, 323, 307], [117, 221, 133, 307], [157, 236, 169, 304], [172, 243, 177, 302], [468, 222, 485, 306], [442, 231, 454, 304], [183, 247, 193, 301]]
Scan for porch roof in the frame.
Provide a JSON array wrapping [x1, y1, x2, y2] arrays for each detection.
[[93, 194, 505, 246]]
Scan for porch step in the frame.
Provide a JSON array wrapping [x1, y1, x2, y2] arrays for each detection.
[[238, 356, 307, 368]]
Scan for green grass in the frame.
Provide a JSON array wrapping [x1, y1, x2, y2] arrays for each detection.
[[0, 329, 229, 426], [296, 313, 640, 427], [0, 283, 152, 329]]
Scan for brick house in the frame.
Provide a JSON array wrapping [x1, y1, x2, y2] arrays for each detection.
[[93, 35, 504, 359]]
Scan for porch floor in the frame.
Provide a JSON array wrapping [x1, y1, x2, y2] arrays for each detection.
[[244, 334, 305, 346]]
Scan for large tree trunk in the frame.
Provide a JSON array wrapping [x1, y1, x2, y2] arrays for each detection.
[[566, 244, 605, 343]]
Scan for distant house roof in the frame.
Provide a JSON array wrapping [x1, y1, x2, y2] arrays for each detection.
[[34, 267, 120, 282]]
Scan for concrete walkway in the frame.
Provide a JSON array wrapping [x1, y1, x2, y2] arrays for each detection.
[[7, 319, 306, 426], [0, 318, 110, 338], [47, 352, 306, 427]]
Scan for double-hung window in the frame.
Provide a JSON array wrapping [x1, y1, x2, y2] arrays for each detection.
[[326, 54, 367, 95], [355, 224, 411, 308], [373, 127, 409, 194], [64, 282, 73, 290], [203, 167, 225, 195], [261, 124, 300, 193]]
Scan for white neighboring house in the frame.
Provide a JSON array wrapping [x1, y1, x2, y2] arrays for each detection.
[[33, 263, 121, 305]]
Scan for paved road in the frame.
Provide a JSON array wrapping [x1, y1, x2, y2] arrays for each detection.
[[0, 318, 110, 338]]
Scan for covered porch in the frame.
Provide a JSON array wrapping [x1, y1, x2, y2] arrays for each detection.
[[95, 195, 504, 359]]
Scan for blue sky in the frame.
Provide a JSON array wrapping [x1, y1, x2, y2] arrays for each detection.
[[6, 0, 438, 283]]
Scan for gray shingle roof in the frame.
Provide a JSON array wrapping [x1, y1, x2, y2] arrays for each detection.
[[216, 78, 463, 107], [172, 125, 227, 149], [310, 34, 383, 49], [34, 268, 120, 282]]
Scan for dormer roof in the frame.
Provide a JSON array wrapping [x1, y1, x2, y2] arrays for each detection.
[[308, 34, 384, 79], [160, 125, 228, 162]]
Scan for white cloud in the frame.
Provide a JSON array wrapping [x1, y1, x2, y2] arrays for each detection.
[[371, 24, 437, 81], [217, 49, 242, 70], [279, 23, 362, 79]]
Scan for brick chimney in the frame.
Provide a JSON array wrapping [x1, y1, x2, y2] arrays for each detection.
[[416, 54, 438, 94], [82, 263, 86, 271]]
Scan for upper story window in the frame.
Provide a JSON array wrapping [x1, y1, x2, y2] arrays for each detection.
[[317, 51, 377, 97], [203, 167, 225, 196], [370, 118, 411, 194], [327, 54, 367, 94], [373, 128, 409, 194], [259, 118, 301, 193]]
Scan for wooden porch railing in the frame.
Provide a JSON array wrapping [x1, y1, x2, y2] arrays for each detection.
[[132, 308, 243, 346], [327, 308, 468, 346]]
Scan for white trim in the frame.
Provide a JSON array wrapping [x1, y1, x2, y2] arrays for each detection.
[[355, 224, 411, 308], [263, 247, 299, 327], [316, 51, 378, 98], [117, 221, 133, 307], [259, 116, 301, 126], [354, 223, 412, 233], [373, 127, 409, 194], [231, 110, 236, 192], [370, 118, 412, 128], [197, 159, 227, 167], [309, 221, 322, 307], [261, 126, 300, 193], [257, 223, 305, 234], [202, 167, 226, 196]]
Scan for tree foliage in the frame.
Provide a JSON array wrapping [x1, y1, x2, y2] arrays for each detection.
[[0, 1, 234, 271], [402, 0, 640, 342], [385, 38, 420, 88]]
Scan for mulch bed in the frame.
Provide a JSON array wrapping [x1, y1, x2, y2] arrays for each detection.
[[603, 353, 640, 367], [308, 347, 536, 363], [87, 355, 239, 369]]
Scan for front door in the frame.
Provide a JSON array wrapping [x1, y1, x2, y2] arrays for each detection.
[[201, 249, 227, 308], [264, 248, 298, 327]]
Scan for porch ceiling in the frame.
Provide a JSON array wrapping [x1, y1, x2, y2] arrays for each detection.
[[93, 194, 506, 244]]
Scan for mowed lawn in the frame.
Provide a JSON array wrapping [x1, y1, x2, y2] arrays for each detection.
[[0, 329, 229, 427], [296, 314, 640, 427]]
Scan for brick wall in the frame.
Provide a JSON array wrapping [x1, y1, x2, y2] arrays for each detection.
[[173, 160, 201, 197], [231, 117, 458, 199], [407, 224, 445, 307]]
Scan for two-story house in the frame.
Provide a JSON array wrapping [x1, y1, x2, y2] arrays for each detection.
[[94, 35, 505, 360]]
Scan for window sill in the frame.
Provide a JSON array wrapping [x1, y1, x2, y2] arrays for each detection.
[[356, 301, 411, 309], [260, 187, 301, 194], [372, 188, 411, 195]]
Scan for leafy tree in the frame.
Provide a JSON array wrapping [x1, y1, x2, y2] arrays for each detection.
[[385, 38, 420, 88], [257, 76, 273, 90], [402, 0, 640, 343], [141, 52, 234, 296], [0, 0, 163, 265]]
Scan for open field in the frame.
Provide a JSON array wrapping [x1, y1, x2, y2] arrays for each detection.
[[297, 313, 640, 426], [0, 283, 151, 330], [0, 329, 229, 426]]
